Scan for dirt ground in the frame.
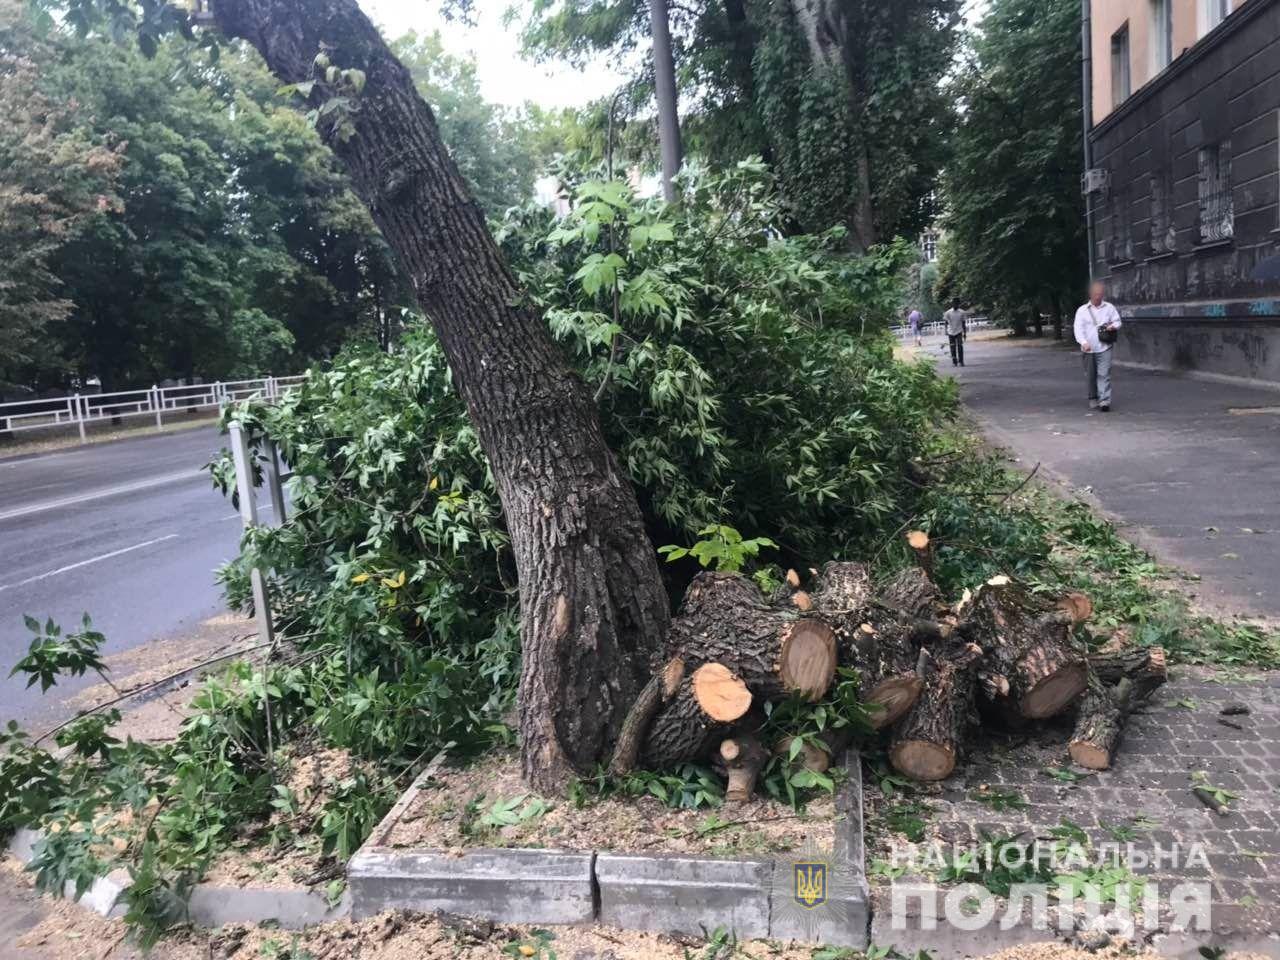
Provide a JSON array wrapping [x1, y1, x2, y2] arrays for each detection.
[[379, 749, 840, 857]]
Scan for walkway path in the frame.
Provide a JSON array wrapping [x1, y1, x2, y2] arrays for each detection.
[[939, 335, 1280, 621]]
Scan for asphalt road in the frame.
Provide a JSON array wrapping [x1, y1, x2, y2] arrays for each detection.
[[942, 334, 1280, 620], [0, 427, 257, 729]]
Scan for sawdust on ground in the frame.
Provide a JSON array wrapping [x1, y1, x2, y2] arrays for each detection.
[[199, 746, 363, 890], [4, 867, 1275, 960], [380, 749, 839, 856]]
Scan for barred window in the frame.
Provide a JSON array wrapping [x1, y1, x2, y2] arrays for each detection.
[[1197, 141, 1234, 244], [1149, 169, 1175, 255]]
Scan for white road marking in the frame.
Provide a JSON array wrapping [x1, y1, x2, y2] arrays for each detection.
[[0, 534, 180, 592], [0, 469, 198, 522]]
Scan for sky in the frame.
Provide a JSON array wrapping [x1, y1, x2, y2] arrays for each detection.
[[361, 0, 624, 108]]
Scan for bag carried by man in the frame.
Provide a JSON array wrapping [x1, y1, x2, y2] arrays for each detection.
[[1088, 304, 1119, 345]]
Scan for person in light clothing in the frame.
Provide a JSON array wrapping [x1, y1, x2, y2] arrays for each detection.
[[1074, 280, 1123, 412], [943, 299, 968, 366], [907, 308, 924, 347]]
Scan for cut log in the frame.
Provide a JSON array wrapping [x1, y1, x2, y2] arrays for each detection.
[[1087, 646, 1167, 691], [1056, 592, 1093, 625], [668, 572, 837, 702], [811, 561, 873, 618], [785, 569, 802, 589], [774, 735, 830, 774], [791, 590, 813, 612], [847, 621, 924, 729], [608, 657, 685, 776], [959, 577, 1087, 719], [720, 736, 770, 804], [642, 663, 751, 767], [878, 567, 941, 619], [889, 644, 982, 782], [1068, 656, 1168, 770], [906, 530, 933, 576]]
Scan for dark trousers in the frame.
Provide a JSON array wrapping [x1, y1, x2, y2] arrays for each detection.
[[949, 333, 965, 366]]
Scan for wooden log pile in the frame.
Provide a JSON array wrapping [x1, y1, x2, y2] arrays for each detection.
[[611, 532, 1168, 801]]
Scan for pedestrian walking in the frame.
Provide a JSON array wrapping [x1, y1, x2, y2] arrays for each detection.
[[907, 308, 924, 347], [1073, 280, 1123, 412], [943, 298, 968, 367]]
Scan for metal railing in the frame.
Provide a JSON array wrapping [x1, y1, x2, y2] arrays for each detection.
[[0, 375, 307, 439], [892, 317, 994, 341]]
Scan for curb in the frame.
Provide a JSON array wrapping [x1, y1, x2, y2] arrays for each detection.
[[5, 828, 350, 929], [348, 749, 870, 947], [5, 753, 870, 946]]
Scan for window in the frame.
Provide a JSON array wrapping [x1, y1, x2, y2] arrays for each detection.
[[1149, 169, 1174, 255], [920, 231, 939, 263], [1111, 25, 1131, 106], [1202, 0, 1230, 35], [1107, 184, 1134, 263], [1151, 0, 1173, 72], [1197, 141, 1234, 243]]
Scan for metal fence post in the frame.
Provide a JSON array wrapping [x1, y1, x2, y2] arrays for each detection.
[[229, 422, 275, 646], [263, 438, 287, 524], [73, 394, 86, 440], [152, 385, 163, 429]]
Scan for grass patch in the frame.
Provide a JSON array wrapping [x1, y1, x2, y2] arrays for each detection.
[[907, 428, 1280, 669]]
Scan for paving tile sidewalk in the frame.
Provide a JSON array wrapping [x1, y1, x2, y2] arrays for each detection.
[[865, 666, 1280, 946], [938, 335, 1280, 621]]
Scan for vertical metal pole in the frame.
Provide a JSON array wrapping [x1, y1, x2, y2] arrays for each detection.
[[1082, 0, 1096, 281], [263, 438, 287, 525], [74, 394, 86, 440], [152, 385, 163, 428], [229, 422, 274, 646]]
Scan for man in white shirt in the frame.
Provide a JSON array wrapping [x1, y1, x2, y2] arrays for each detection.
[[943, 299, 968, 367], [1073, 281, 1123, 412]]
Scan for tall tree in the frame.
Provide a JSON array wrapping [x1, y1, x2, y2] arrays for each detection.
[[937, 0, 1086, 336], [202, 0, 671, 792], [521, 0, 959, 247], [0, 0, 120, 393], [649, 0, 682, 201]]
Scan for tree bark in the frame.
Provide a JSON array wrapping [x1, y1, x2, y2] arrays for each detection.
[[649, 0, 683, 202], [889, 644, 982, 782], [958, 577, 1087, 719], [209, 0, 671, 792], [667, 572, 837, 703]]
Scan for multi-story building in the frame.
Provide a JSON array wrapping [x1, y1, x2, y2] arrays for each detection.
[[1086, 0, 1280, 383]]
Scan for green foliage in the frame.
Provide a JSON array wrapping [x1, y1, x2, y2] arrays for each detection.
[[504, 161, 955, 561], [939, 0, 1087, 329], [658, 525, 778, 574], [503, 929, 558, 960], [0, 0, 121, 392]]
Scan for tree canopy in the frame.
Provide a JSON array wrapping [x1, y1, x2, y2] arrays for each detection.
[[934, 0, 1087, 334], [519, 0, 959, 248]]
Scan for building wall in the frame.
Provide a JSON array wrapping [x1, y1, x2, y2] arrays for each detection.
[[1092, 0, 1249, 125], [1089, 0, 1280, 383]]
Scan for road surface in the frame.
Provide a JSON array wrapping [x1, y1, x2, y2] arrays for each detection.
[[0, 427, 258, 729], [944, 334, 1280, 620]]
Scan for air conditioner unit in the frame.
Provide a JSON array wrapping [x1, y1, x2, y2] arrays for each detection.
[[1081, 169, 1111, 196]]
